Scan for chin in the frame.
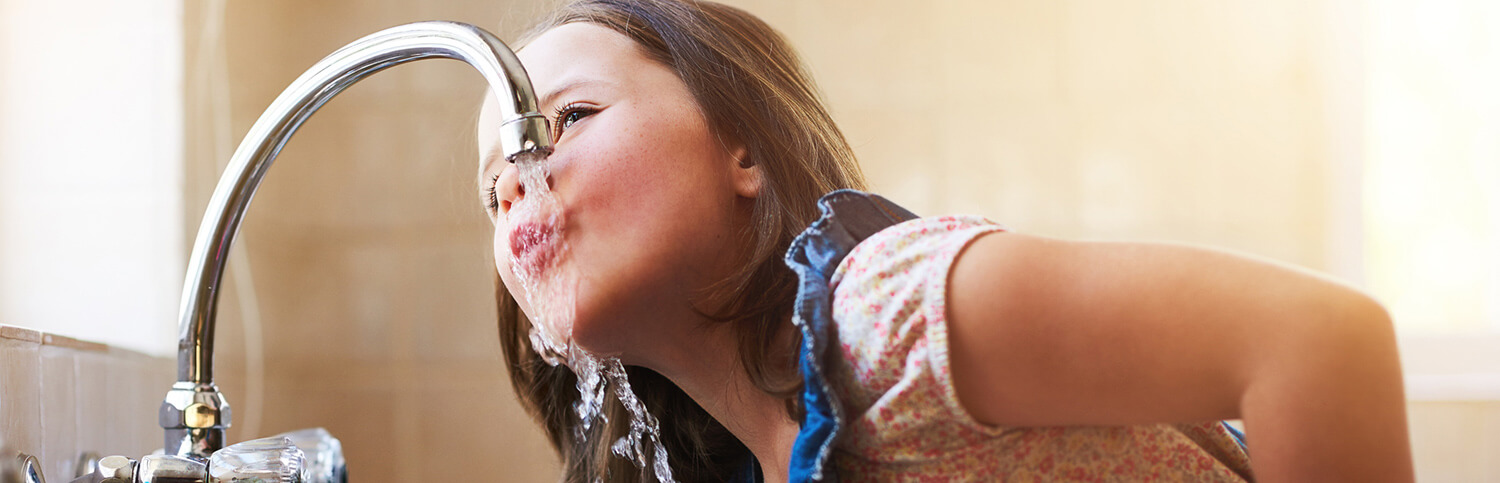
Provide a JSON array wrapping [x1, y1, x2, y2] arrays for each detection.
[[567, 306, 630, 357]]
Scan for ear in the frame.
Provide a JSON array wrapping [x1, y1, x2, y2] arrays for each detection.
[[728, 144, 762, 199]]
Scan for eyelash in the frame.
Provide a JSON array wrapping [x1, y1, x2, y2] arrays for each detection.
[[486, 173, 501, 213], [552, 103, 598, 140]]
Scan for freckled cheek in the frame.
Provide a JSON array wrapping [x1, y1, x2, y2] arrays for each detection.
[[556, 131, 656, 210], [555, 108, 716, 237]]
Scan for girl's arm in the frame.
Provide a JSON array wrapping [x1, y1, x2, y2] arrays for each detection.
[[946, 231, 1413, 482]]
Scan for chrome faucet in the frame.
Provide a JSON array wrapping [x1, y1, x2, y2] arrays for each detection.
[[161, 20, 552, 462]]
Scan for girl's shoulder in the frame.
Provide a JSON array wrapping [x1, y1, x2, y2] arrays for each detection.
[[829, 214, 1007, 315], [838, 215, 1006, 276], [825, 214, 1005, 422]]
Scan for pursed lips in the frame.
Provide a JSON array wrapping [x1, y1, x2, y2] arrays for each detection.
[[508, 219, 560, 272]]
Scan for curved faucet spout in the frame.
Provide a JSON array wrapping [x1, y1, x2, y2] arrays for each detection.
[[164, 21, 551, 459]]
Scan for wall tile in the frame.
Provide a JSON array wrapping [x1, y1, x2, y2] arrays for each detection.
[[40, 340, 78, 479], [1, 326, 43, 462], [109, 348, 162, 458], [73, 348, 110, 460], [416, 372, 558, 482], [101, 347, 166, 457]]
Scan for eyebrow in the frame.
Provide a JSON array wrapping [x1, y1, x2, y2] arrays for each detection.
[[480, 145, 504, 181], [538, 78, 611, 111]]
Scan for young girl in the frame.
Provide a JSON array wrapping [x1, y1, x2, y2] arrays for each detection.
[[475, 0, 1414, 481]]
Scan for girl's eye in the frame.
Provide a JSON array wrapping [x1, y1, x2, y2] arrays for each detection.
[[553, 103, 598, 138]]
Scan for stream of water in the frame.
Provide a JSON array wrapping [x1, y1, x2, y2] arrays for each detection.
[[507, 152, 675, 482]]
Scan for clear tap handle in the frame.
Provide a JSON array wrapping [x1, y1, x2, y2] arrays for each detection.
[[207, 437, 305, 483], [71, 432, 333, 483], [270, 428, 345, 483]]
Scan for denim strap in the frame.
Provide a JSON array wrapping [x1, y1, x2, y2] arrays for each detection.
[[780, 189, 918, 482]]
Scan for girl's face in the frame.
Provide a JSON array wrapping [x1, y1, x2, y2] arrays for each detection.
[[477, 23, 759, 361]]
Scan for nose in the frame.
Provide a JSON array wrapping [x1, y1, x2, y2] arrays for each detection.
[[495, 163, 524, 214]]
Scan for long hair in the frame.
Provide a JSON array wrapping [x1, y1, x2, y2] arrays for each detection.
[[495, 0, 867, 480]]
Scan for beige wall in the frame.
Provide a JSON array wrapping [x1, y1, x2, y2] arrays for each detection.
[[182, 1, 1485, 481], [739, 0, 1341, 270]]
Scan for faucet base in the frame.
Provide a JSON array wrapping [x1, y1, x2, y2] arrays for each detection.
[[160, 383, 232, 459]]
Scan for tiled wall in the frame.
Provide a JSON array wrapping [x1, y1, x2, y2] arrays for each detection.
[[0, 325, 174, 481]]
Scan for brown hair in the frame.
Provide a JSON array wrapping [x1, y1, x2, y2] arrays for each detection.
[[495, 0, 866, 480]]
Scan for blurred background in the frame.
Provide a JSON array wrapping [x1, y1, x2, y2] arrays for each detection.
[[1, 0, 1496, 481]]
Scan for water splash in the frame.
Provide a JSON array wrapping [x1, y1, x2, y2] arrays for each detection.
[[509, 151, 572, 366], [604, 359, 676, 482], [507, 151, 675, 482]]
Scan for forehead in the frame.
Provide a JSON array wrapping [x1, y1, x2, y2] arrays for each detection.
[[518, 22, 647, 95]]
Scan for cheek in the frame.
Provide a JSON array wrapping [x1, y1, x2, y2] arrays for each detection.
[[557, 115, 644, 172], [532, 103, 736, 338], [564, 108, 737, 255], [492, 226, 507, 272], [492, 223, 532, 312], [492, 225, 518, 296], [557, 112, 722, 210]]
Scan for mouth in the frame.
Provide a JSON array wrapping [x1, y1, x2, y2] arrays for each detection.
[[508, 219, 561, 272]]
